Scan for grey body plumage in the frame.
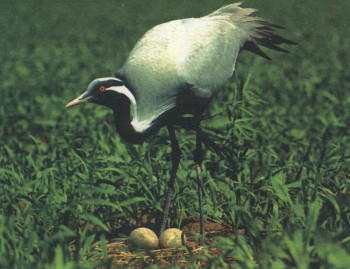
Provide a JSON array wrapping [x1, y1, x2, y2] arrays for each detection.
[[66, 3, 295, 237]]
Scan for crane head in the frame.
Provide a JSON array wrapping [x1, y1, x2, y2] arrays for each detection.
[[65, 77, 125, 108]]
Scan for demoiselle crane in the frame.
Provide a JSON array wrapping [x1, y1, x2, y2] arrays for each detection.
[[66, 3, 295, 237]]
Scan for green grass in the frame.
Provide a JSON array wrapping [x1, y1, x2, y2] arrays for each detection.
[[1, 0, 350, 268]]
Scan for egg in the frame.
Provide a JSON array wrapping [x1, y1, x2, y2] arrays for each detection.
[[128, 227, 159, 250], [159, 228, 186, 249]]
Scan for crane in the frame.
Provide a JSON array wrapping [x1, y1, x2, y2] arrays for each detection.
[[66, 2, 295, 237]]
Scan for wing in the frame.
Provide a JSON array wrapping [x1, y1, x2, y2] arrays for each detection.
[[117, 3, 295, 125], [118, 18, 242, 121]]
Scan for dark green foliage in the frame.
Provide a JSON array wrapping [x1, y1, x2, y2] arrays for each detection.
[[1, 0, 349, 268]]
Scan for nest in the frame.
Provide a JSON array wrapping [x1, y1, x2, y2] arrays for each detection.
[[99, 237, 207, 267], [92, 217, 244, 267]]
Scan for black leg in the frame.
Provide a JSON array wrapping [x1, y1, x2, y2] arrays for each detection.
[[178, 116, 206, 238], [159, 125, 181, 236], [194, 130, 205, 238], [197, 128, 227, 159], [176, 117, 228, 159]]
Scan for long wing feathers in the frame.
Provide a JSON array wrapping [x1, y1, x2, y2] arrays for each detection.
[[208, 3, 296, 59], [257, 30, 296, 45], [256, 38, 290, 53], [242, 41, 271, 60], [251, 25, 297, 54]]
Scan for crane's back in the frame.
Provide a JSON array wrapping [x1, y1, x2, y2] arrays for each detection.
[[118, 17, 248, 123], [116, 3, 295, 130]]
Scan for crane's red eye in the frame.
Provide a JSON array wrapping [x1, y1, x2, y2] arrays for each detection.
[[99, 85, 106, 92]]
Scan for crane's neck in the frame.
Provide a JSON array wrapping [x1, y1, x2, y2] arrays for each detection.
[[106, 86, 156, 144], [113, 110, 148, 144]]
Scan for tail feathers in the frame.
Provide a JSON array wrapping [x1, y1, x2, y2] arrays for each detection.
[[209, 2, 297, 60], [249, 20, 297, 59], [242, 41, 272, 60]]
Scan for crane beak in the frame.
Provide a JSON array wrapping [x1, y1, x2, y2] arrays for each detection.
[[65, 93, 92, 108]]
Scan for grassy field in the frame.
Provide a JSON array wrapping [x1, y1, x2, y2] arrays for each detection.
[[1, 0, 350, 268]]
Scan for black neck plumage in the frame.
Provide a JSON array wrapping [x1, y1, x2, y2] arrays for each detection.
[[107, 92, 159, 144]]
